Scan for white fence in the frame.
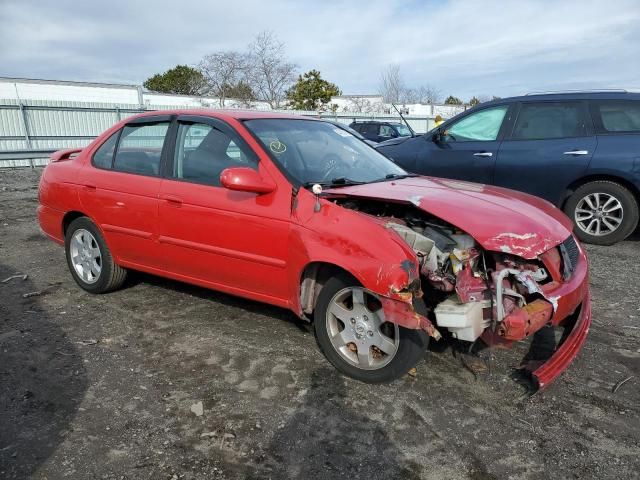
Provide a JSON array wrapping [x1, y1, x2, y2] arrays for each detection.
[[0, 99, 446, 168]]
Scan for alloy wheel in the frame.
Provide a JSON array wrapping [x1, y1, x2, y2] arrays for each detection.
[[574, 192, 624, 237], [69, 228, 102, 284], [325, 287, 399, 370]]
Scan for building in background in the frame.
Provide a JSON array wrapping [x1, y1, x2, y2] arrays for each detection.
[[0, 77, 465, 116], [0, 76, 465, 167]]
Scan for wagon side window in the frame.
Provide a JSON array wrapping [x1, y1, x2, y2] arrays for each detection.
[[511, 102, 587, 140]]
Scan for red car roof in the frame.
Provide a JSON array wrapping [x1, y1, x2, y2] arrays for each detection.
[[129, 109, 315, 122]]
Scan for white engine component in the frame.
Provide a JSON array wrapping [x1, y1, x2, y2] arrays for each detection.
[[450, 233, 475, 250], [434, 297, 489, 342]]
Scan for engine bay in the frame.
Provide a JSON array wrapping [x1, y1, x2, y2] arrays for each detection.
[[333, 198, 559, 344]]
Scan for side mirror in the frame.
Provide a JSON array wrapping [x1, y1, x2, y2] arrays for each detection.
[[433, 129, 450, 143], [220, 167, 276, 194]]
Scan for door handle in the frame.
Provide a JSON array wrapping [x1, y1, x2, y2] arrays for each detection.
[[563, 150, 589, 155], [82, 183, 96, 190], [160, 194, 182, 206], [473, 152, 493, 157]]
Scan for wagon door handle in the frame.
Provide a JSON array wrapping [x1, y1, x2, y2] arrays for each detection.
[[563, 150, 589, 155], [473, 152, 493, 157], [160, 194, 182, 206]]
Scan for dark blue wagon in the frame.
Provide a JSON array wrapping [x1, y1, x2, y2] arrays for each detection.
[[376, 91, 640, 245]]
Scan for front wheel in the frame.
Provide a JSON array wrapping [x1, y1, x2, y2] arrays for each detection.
[[314, 274, 428, 383], [564, 181, 639, 245]]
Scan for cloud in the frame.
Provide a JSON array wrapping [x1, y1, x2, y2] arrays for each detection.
[[1, 0, 638, 99]]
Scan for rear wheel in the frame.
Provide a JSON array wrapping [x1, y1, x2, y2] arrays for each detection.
[[314, 274, 428, 383], [564, 181, 639, 245], [65, 217, 127, 293]]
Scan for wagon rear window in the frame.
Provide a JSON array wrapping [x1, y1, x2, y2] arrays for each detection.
[[595, 101, 640, 133]]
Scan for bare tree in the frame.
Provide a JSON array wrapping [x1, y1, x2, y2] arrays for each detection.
[[198, 51, 249, 107], [345, 97, 370, 113], [416, 85, 442, 104], [345, 97, 386, 114], [247, 31, 297, 109], [401, 88, 420, 104], [380, 65, 405, 104]]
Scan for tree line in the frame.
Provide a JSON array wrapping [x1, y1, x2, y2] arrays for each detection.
[[144, 32, 497, 111]]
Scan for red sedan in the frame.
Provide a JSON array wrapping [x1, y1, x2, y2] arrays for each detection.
[[38, 110, 591, 387]]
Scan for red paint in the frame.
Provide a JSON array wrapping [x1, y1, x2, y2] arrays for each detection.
[[49, 148, 83, 163], [498, 299, 554, 341], [38, 109, 591, 386], [455, 266, 487, 303], [325, 177, 573, 259], [220, 167, 276, 194], [378, 296, 441, 340], [533, 291, 591, 389]]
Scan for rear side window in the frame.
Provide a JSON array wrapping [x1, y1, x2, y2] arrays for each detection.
[[363, 124, 379, 137], [92, 131, 119, 169], [113, 122, 170, 176], [512, 102, 587, 140], [593, 100, 640, 133]]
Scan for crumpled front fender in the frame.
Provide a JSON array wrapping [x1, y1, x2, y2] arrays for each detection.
[[377, 291, 442, 340]]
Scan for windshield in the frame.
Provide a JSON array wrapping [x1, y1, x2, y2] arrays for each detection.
[[244, 119, 408, 186], [394, 124, 412, 136]]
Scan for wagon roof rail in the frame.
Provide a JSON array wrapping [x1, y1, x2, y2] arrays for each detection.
[[525, 89, 629, 95]]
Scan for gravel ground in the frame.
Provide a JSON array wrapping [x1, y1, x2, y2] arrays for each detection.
[[1, 168, 639, 480]]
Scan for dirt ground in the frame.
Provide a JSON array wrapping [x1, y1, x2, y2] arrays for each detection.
[[0, 167, 638, 480]]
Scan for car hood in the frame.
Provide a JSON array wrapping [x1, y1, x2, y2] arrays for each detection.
[[324, 176, 574, 259]]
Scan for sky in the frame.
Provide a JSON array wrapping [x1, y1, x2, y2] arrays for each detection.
[[1, 0, 639, 100]]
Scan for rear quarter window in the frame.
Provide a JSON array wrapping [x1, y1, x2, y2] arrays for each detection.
[[593, 100, 640, 133], [92, 131, 120, 169]]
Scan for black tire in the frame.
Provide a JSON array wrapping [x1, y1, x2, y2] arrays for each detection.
[[564, 181, 639, 245], [65, 217, 127, 293], [313, 274, 428, 383]]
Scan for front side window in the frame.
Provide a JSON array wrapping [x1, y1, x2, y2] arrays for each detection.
[[92, 131, 119, 169], [594, 100, 640, 133], [379, 125, 396, 138], [172, 122, 257, 186], [512, 103, 587, 140], [394, 124, 412, 137], [113, 122, 169, 176], [244, 119, 407, 186], [446, 106, 508, 142]]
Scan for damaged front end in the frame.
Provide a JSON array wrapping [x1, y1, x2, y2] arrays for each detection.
[[332, 197, 591, 389]]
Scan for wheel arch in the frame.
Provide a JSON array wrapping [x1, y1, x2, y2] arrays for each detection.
[[298, 261, 360, 321], [561, 174, 640, 210], [62, 210, 89, 237], [61, 211, 119, 262]]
